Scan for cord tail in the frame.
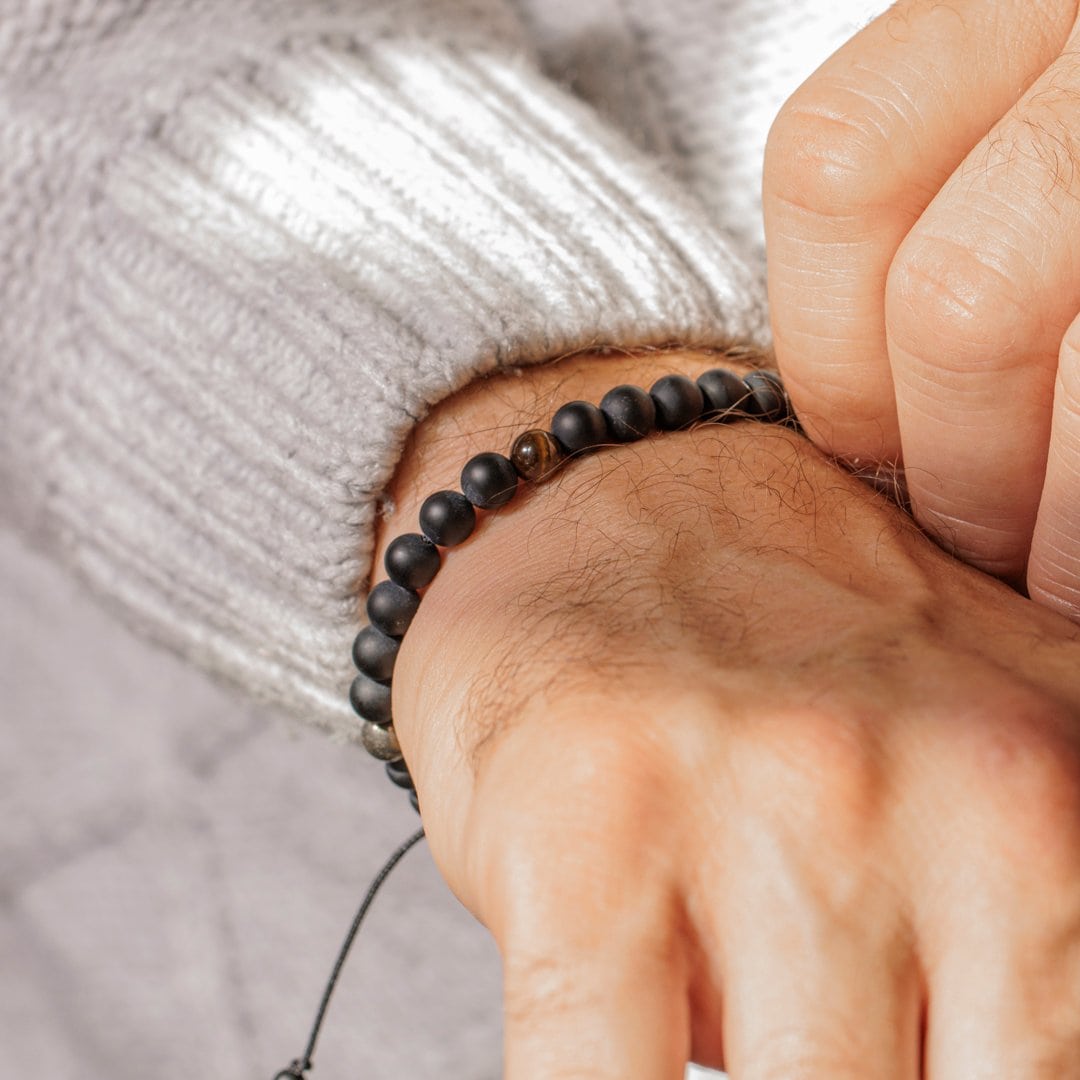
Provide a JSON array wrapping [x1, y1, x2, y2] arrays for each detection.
[[273, 826, 427, 1077]]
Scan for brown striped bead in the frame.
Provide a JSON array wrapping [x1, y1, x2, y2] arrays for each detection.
[[510, 429, 563, 481]]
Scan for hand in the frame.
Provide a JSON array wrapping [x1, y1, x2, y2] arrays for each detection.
[[763, 0, 1080, 619], [372, 347, 1080, 1078]]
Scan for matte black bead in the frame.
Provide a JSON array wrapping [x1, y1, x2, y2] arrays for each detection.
[[419, 490, 476, 547], [352, 624, 400, 682], [551, 400, 608, 454], [698, 368, 750, 418], [385, 532, 441, 590], [350, 672, 393, 725], [461, 451, 519, 509], [600, 384, 656, 442], [366, 579, 420, 638], [510, 428, 564, 481], [649, 374, 705, 430], [360, 720, 402, 761], [743, 370, 789, 422], [385, 758, 416, 790]]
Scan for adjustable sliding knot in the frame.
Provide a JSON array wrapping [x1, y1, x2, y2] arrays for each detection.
[[274, 1058, 310, 1079]]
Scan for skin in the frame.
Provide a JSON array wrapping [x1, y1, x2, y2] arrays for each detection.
[[369, 345, 1080, 1078], [762, 0, 1080, 617]]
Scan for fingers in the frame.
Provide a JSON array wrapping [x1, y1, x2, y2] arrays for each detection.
[[886, 34, 1080, 580], [471, 725, 694, 1079], [501, 925, 690, 1080], [1029, 315, 1080, 619], [906, 687, 1080, 1077], [764, 0, 1074, 463], [706, 748, 924, 1080], [718, 924, 921, 1079], [924, 939, 1080, 1076], [716, 887, 922, 1078]]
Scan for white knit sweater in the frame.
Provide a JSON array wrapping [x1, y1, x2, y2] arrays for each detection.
[[0, 0, 883, 739]]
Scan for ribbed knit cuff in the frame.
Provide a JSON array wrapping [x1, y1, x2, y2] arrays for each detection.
[[49, 34, 768, 738]]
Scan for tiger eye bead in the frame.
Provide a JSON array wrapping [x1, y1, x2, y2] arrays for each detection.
[[510, 429, 564, 481], [360, 720, 402, 761]]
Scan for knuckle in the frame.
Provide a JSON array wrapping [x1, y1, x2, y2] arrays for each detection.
[[551, 725, 675, 830], [886, 233, 1033, 373], [764, 95, 895, 220], [478, 723, 680, 940], [959, 704, 1080, 868], [742, 708, 885, 847]]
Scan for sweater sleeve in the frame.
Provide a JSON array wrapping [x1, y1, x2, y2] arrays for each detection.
[[0, 0, 769, 740]]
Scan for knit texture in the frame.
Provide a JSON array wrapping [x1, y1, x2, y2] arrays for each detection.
[[0, 0, 885, 738]]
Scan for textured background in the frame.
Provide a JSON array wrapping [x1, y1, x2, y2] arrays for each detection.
[[1, 526, 725, 1078], [0, 526, 504, 1078]]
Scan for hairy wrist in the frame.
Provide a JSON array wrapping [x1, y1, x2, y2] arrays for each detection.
[[368, 346, 933, 797], [372, 344, 772, 569]]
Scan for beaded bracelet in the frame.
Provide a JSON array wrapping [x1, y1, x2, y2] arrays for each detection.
[[348, 365, 798, 813]]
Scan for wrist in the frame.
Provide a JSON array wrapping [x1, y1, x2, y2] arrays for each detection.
[[371, 343, 774, 576], [366, 345, 904, 786]]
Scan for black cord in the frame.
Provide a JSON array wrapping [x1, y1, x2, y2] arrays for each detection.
[[273, 826, 428, 1079]]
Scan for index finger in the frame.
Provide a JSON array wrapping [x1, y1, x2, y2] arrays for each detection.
[[885, 32, 1080, 581], [763, 0, 1074, 465]]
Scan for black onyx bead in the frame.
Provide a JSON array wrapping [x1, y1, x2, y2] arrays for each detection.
[[352, 624, 400, 682], [649, 374, 704, 430], [350, 672, 393, 725], [600, 384, 656, 442], [698, 368, 750, 418], [551, 400, 608, 454], [419, 490, 476, 547], [510, 428, 563, 481], [385, 532, 441, 590], [385, 758, 416, 790], [461, 451, 519, 509], [366, 579, 420, 638], [743, 370, 789, 422]]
